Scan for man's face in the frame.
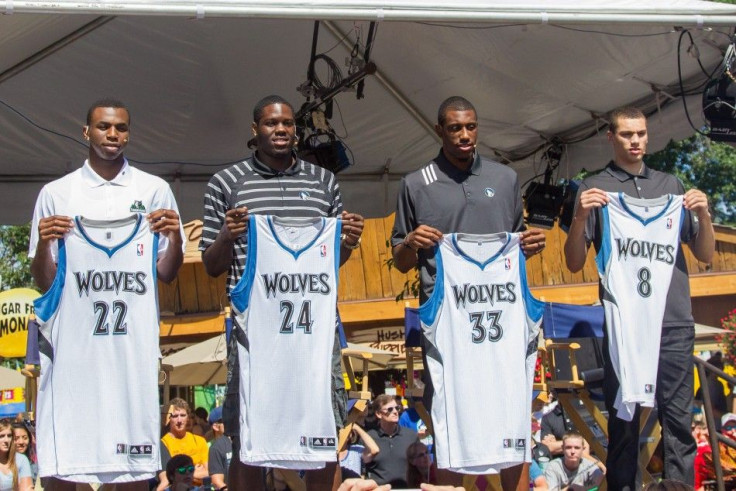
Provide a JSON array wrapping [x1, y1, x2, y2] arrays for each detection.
[[376, 401, 402, 424], [723, 419, 736, 440], [84, 107, 130, 162], [252, 103, 296, 161], [562, 436, 584, 470], [608, 116, 648, 167], [169, 408, 188, 434], [436, 109, 478, 165]]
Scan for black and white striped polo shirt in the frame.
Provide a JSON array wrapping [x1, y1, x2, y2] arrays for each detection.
[[199, 153, 343, 293]]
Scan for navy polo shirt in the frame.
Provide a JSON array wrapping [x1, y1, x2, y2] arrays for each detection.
[[392, 150, 524, 302]]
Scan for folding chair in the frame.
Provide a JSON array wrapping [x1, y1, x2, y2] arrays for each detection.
[[543, 302, 662, 486]]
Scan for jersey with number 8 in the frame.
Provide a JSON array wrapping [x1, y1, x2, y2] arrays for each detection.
[[420, 232, 543, 473], [230, 214, 341, 469], [34, 214, 161, 482], [596, 192, 684, 421]]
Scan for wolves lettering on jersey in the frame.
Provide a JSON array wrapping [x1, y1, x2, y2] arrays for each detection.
[[596, 193, 684, 421], [420, 233, 543, 474], [33, 215, 160, 482], [230, 215, 341, 469]]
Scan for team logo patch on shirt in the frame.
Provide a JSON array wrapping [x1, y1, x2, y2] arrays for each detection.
[[129, 200, 146, 213], [137, 243, 144, 256], [505, 258, 512, 270], [320, 244, 327, 257], [666, 218, 673, 229], [484, 187, 495, 198], [300, 191, 311, 200]]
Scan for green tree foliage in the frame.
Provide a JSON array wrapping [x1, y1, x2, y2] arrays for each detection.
[[645, 135, 736, 225], [0, 223, 35, 291]]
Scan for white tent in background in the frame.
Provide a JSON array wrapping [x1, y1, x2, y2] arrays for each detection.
[[161, 334, 228, 386], [1, 1, 735, 223], [0, 366, 26, 391]]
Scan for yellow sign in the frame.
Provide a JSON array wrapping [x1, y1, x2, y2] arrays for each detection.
[[0, 288, 40, 358]]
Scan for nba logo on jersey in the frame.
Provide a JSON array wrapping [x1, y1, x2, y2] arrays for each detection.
[[503, 439, 512, 448], [136, 243, 144, 256], [666, 218, 673, 229], [504, 257, 511, 270], [116, 444, 127, 454], [320, 244, 327, 257], [645, 384, 654, 393]]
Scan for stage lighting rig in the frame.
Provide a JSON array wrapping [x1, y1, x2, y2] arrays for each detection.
[[703, 39, 736, 142], [523, 144, 566, 229]]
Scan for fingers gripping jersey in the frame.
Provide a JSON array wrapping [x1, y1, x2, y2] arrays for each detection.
[[419, 233, 543, 474], [230, 215, 341, 469], [33, 215, 160, 482], [596, 193, 684, 421]]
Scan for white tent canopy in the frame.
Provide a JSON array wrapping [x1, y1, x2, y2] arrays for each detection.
[[0, 0, 734, 224]]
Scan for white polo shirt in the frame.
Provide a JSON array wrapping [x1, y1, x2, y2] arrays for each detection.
[[29, 159, 185, 261]]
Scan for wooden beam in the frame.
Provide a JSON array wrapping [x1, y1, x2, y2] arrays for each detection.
[[689, 272, 736, 297], [339, 298, 419, 324], [159, 312, 225, 338]]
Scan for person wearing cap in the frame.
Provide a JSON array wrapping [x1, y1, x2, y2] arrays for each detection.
[[207, 406, 231, 491], [694, 413, 736, 488]]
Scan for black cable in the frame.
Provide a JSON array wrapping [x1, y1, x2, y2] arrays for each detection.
[[677, 29, 711, 137], [311, 54, 343, 92]]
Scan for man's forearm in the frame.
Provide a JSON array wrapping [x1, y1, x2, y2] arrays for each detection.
[[202, 233, 236, 277], [391, 243, 418, 273], [31, 245, 57, 292], [157, 243, 184, 283], [690, 213, 715, 264], [564, 217, 589, 273]]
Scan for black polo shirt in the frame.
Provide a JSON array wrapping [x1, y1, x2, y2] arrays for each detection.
[[577, 162, 699, 327], [365, 425, 418, 486], [391, 150, 524, 302]]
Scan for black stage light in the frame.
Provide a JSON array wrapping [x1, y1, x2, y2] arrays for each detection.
[[524, 181, 565, 229], [703, 43, 736, 143]]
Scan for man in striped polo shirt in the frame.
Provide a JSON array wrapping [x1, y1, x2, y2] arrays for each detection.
[[200, 95, 364, 491]]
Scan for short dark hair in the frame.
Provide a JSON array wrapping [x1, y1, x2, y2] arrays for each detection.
[[607, 106, 645, 133], [165, 454, 194, 484], [437, 96, 476, 126], [253, 95, 294, 124], [372, 394, 397, 413], [86, 98, 129, 125], [194, 407, 208, 420]]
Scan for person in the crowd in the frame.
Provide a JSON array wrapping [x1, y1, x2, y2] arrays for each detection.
[[543, 431, 604, 490], [0, 418, 33, 491], [364, 394, 418, 487], [12, 422, 37, 482], [161, 398, 209, 484], [165, 454, 197, 491], [564, 106, 714, 487], [694, 412, 736, 489], [337, 478, 462, 491], [339, 423, 379, 480], [695, 352, 729, 432], [193, 408, 211, 438], [406, 441, 437, 487], [207, 406, 232, 491]]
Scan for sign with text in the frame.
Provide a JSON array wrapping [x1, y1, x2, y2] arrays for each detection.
[[0, 288, 39, 358]]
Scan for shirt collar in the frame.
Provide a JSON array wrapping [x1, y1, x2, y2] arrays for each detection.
[[81, 159, 132, 188], [250, 151, 302, 177], [377, 424, 401, 437], [604, 160, 651, 182], [436, 149, 481, 176]]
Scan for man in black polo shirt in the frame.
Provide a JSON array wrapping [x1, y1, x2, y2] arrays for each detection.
[[200, 94, 364, 491], [365, 394, 418, 487], [564, 106, 715, 488], [391, 96, 546, 490]]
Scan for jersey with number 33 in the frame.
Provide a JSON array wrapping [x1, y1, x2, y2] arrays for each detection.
[[420, 232, 543, 474], [596, 193, 684, 421]]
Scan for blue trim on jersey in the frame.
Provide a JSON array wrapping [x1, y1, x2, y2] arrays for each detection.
[[267, 216, 327, 260], [152, 232, 160, 311], [418, 243, 444, 327], [231, 216, 258, 313], [450, 233, 511, 270], [618, 192, 673, 226], [75, 214, 143, 258], [334, 219, 342, 284], [518, 244, 544, 322], [33, 238, 67, 323], [595, 205, 611, 275]]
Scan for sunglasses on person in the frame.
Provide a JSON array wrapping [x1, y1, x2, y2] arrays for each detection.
[[176, 465, 195, 474], [381, 406, 402, 415], [724, 425, 736, 431]]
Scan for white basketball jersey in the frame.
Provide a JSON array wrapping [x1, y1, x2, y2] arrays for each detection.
[[34, 215, 160, 482], [231, 214, 341, 469], [420, 233, 543, 474], [596, 193, 684, 421]]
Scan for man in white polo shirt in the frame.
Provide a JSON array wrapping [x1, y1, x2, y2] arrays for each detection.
[[28, 98, 184, 491]]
